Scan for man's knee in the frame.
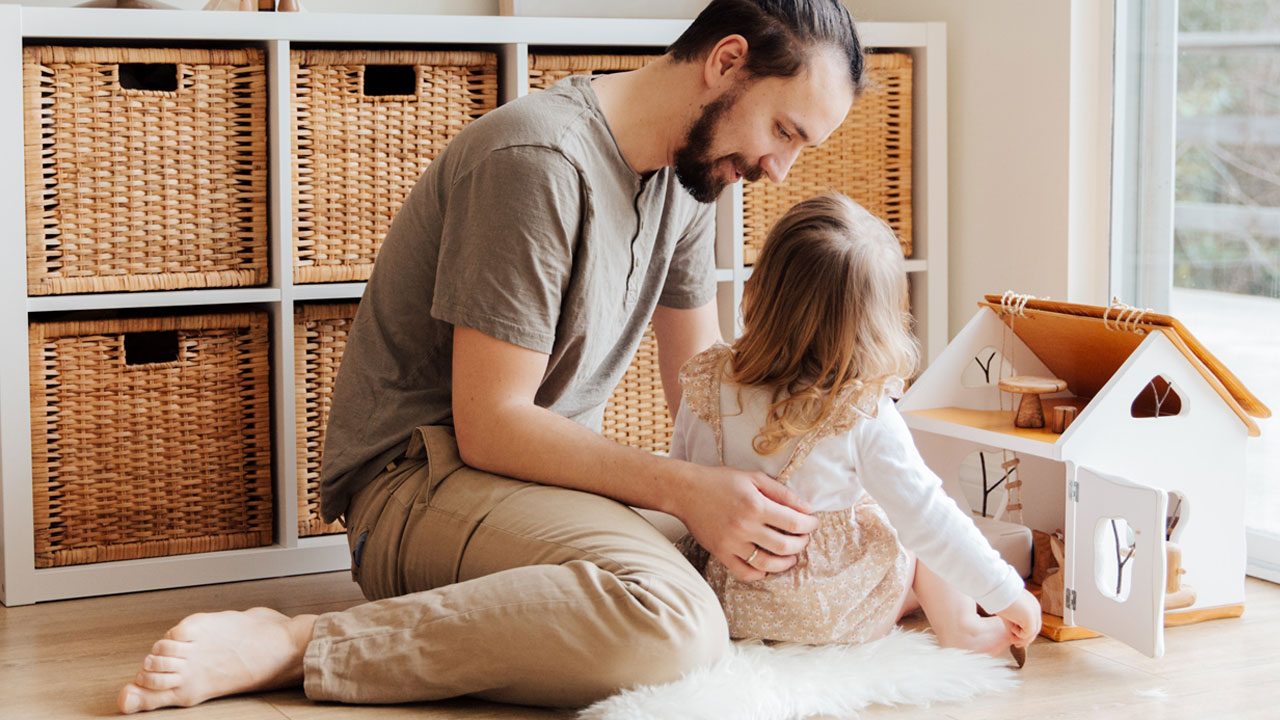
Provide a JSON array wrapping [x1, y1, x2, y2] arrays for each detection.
[[662, 582, 732, 676], [605, 578, 730, 690]]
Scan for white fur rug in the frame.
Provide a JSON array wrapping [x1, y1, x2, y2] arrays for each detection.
[[579, 630, 1018, 720]]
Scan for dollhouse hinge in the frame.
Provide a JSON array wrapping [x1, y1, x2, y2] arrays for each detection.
[[1065, 588, 1077, 611], [1068, 480, 1079, 502]]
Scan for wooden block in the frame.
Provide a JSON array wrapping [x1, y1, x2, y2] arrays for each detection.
[[1164, 604, 1244, 627], [1038, 612, 1102, 642]]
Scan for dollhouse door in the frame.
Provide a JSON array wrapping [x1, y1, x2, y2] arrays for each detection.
[[1064, 463, 1168, 658]]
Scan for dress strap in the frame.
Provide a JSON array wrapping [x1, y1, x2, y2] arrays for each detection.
[[772, 378, 899, 486], [678, 343, 733, 464]]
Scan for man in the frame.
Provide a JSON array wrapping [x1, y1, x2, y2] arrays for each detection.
[[118, 0, 863, 712]]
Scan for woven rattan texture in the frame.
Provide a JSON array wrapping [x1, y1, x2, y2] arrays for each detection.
[[28, 312, 273, 568], [743, 52, 912, 265], [291, 50, 498, 284], [601, 323, 673, 453], [527, 52, 661, 92], [294, 303, 358, 536], [23, 47, 269, 296]]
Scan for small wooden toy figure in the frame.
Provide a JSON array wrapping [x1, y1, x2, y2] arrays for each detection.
[[998, 375, 1068, 428]]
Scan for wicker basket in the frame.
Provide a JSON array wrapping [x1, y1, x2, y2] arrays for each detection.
[[294, 302, 358, 537], [29, 311, 273, 568], [744, 52, 913, 264], [527, 52, 661, 92], [292, 49, 498, 284], [22, 47, 269, 296], [602, 323, 673, 453]]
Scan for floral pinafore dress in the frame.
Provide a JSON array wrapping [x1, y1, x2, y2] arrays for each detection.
[[677, 345, 913, 646]]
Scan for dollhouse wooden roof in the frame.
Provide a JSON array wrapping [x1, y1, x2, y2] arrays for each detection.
[[979, 295, 1270, 436]]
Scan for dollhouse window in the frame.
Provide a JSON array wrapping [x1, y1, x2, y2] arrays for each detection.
[[1094, 517, 1137, 602], [960, 346, 1016, 388], [958, 448, 1012, 518], [1130, 375, 1185, 418]]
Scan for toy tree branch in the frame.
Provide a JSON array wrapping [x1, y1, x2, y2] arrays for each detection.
[[974, 351, 997, 383], [978, 453, 1013, 517], [1166, 495, 1183, 541], [1148, 379, 1175, 417], [1112, 519, 1137, 596]]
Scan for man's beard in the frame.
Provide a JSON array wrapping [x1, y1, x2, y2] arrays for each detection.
[[673, 86, 765, 204]]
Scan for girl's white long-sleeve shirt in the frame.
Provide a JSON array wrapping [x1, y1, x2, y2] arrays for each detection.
[[670, 379, 1025, 614]]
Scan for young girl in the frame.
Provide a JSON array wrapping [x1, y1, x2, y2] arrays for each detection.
[[671, 193, 1040, 660]]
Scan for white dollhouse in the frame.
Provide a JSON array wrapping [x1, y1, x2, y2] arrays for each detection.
[[898, 294, 1270, 658]]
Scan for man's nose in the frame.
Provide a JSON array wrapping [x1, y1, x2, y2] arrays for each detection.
[[763, 147, 803, 184]]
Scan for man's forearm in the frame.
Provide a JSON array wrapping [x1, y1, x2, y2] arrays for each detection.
[[455, 401, 697, 516]]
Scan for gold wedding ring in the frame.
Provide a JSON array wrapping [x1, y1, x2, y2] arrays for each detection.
[[745, 546, 760, 566]]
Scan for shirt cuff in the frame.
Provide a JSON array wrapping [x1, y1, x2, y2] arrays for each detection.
[[658, 281, 717, 310], [431, 301, 555, 354], [974, 564, 1026, 615]]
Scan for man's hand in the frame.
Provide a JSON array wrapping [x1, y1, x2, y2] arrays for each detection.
[[996, 589, 1042, 648], [673, 464, 819, 581]]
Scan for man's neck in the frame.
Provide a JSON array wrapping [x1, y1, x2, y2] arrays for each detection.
[[589, 58, 700, 176]]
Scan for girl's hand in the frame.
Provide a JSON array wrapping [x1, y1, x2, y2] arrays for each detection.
[[674, 465, 818, 581], [995, 590, 1042, 647]]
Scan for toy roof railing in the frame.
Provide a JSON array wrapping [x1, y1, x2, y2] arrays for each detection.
[[980, 295, 1271, 435]]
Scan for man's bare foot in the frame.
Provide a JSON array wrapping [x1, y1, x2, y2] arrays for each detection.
[[117, 607, 318, 714], [933, 614, 1013, 658]]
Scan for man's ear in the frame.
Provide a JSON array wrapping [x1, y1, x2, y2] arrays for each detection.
[[702, 34, 749, 90]]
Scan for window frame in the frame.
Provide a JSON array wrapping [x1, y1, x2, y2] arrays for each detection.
[[1110, 0, 1280, 583]]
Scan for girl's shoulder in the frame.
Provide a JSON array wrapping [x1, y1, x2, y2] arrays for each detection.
[[678, 343, 733, 427], [677, 342, 732, 387], [826, 376, 908, 436]]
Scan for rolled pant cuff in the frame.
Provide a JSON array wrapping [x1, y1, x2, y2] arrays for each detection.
[[301, 612, 344, 702]]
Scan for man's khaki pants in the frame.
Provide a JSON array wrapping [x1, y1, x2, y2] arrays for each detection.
[[301, 425, 731, 707]]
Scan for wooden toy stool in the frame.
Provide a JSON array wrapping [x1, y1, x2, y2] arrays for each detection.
[[998, 375, 1068, 428]]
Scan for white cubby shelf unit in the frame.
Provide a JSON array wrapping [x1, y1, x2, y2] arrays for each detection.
[[0, 6, 946, 605]]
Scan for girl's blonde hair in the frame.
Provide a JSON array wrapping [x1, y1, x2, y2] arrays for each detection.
[[729, 192, 919, 455]]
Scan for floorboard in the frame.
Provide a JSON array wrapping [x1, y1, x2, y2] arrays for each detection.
[[2, 572, 1276, 719]]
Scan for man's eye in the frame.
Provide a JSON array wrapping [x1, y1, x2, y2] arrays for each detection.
[[777, 124, 792, 141]]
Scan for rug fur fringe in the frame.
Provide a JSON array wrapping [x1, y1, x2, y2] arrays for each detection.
[[579, 629, 1018, 720]]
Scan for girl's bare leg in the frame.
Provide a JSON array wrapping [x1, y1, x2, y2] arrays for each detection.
[[894, 553, 921, 622]]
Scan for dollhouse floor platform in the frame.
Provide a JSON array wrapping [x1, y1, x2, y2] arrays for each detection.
[[1027, 582, 1245, 642], [903, 404, 1092, 446]]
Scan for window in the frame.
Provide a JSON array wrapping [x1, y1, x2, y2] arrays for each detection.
[[1112, 0, 1279, 581]]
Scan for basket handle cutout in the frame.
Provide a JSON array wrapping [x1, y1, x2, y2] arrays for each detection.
[[118, 63, 180, 92], [124, 330, 181, 366], [362, 65, 418, 97]]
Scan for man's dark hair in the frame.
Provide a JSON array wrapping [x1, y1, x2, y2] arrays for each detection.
[[667, 0, 865, 93]]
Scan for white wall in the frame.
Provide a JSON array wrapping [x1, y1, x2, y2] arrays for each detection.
[[852, 0, 1076, 335]]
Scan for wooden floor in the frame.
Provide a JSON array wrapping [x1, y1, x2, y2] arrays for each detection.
[[2, 572, 1278, 720]]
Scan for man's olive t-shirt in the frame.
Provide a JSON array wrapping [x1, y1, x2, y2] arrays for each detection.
[[319, 75, 717, 522]]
